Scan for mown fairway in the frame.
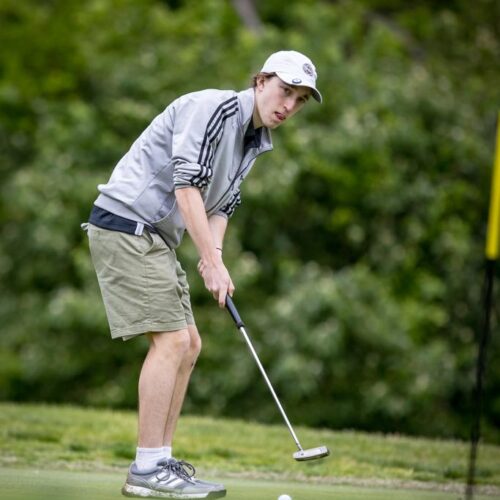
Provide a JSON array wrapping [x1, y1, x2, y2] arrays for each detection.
[[1, 403, 499, 499], [0, 469, 495, 500]]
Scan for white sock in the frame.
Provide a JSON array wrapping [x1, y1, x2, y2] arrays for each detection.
[[135, 447, 165, 471], [162, 446, 173, 459]]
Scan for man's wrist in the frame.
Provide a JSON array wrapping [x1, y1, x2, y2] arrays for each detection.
[[201, 249, 223, 266]]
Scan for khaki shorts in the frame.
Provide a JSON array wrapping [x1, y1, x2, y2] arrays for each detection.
[[87, 223, 194, 340]]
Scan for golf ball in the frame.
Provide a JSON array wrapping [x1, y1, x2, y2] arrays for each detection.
[[278, 495, 292, 500]]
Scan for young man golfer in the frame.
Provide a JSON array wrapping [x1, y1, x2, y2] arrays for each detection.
[[86, 50, 321, 499]]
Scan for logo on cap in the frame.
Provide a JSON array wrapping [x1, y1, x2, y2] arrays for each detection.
[[292, 78, 302, 84], [303, 63, 314, 77]]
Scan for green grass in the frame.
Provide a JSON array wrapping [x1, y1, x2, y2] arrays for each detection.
[[1, 468, 495, 500], [1, 402, 499, 498], [5, 468, 496, 500]]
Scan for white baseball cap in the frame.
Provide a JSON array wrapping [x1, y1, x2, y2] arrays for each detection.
[[260, 50, 322, 103]]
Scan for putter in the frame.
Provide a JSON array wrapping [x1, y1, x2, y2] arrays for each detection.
[[225, 295, 330, 462]]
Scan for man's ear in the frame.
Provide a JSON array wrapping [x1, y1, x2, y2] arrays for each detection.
[[255, 75, 265, 90]]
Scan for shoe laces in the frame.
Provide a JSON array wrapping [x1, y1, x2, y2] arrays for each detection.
[[158, 458, 195, 483], [176, 459, 196, 479]]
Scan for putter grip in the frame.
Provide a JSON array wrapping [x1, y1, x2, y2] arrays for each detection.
[[225, 296, 245, 328]]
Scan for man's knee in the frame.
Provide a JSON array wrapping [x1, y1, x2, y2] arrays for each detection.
[[148, 329, 190, 359], [190, 332, 202, 359], [187, 325, 202, 361]]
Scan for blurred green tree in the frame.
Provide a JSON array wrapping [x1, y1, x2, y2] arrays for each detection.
[[0, 0, 499, 441]]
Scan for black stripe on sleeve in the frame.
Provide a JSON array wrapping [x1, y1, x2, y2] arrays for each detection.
[[197, 97, 238, 167]]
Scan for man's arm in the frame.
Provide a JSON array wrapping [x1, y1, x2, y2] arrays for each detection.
[[208, 213, 228, 250], [175, 187, 234, 307], [203, 214, 235, 293]]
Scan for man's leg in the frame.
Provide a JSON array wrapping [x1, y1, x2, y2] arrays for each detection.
[[123, 328, 225, 497], [163, 324, 202, 447], [157, 324, 225, 493], [137, 329, 190, 448]]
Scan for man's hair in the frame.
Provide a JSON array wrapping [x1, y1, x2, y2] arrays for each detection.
[[252, 72, 276, 88]]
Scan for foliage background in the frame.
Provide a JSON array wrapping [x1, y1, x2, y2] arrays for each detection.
[[1, 0, 499, 442]]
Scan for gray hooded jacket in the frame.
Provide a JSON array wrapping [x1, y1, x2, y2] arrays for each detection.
[[94, 87, 273, 248]]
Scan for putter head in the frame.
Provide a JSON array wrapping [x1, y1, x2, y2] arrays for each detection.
[[293, 446, 330, 461]]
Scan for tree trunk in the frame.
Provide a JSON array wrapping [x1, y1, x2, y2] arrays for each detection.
[[231, 0, 262, 33]]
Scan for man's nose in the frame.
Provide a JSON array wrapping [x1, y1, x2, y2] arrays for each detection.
[[284, 97, 295, 113]]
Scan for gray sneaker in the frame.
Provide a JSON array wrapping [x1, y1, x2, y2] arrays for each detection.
[[170, 458, 225, 493], [121, 458, 226, 498]]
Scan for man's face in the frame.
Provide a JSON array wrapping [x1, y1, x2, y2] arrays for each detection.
[[253, 76, 311, 129]]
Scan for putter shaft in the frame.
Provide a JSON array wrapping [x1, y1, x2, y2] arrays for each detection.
[[226, 296, 330, 462], [237, 325, 303, 452]]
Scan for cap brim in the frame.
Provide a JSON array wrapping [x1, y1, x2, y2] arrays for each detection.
[[276, 72, 323, 103]]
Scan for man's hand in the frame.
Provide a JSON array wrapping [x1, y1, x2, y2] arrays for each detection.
[[175, 187, 234, 306], [197, 257, 235, 307]]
